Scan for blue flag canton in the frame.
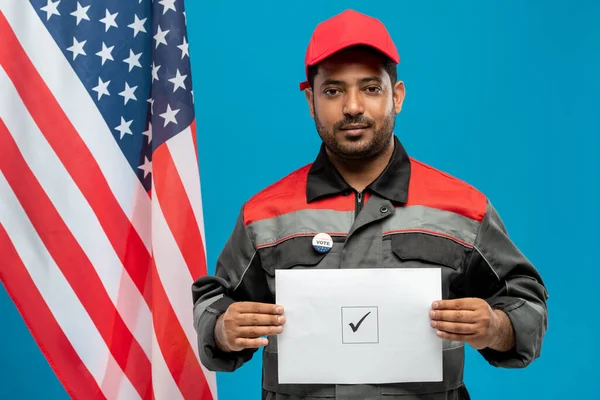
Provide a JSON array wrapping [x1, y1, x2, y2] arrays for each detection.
[[31, 0, 195, 191]]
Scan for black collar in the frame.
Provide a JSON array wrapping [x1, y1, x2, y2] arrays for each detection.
[[306, 135, 411, 204]]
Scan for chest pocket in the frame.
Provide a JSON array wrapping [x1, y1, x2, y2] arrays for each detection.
[[259, 236, 342, 277], [388, 232, 472, 299]]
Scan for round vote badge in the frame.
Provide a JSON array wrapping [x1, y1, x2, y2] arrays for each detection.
[[312, 233, 333, 253]]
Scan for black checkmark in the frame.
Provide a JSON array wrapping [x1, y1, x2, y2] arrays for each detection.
[[349, 311, 371, 332]]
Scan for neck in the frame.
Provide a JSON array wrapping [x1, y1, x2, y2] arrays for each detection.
[[327, 138, 395, 193]]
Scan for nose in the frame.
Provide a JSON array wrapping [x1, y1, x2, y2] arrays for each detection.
[[342, 89, 364, 117]]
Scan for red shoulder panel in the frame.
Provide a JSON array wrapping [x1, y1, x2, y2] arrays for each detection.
[[243, 164, 354, 226], [406, 158, 487, 222]]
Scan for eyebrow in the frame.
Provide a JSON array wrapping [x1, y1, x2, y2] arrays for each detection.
[[320, 76, 383, 88]]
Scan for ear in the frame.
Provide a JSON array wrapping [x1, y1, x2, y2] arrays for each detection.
[[393, 81, 406, 114], [304, 88, 315, 119]]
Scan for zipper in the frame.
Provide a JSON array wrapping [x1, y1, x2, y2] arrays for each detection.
[[355, 191, 364, 218]]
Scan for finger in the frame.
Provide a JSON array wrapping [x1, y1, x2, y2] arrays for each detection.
[[429, 310, 478, 323], [237, 313, 286, 326], [236, 302, 284, 315], [435, 330, 472, 342], [237, 325, 283, 338], [233, 337, 269, 350], [430, 320, 476, 334], [432, 299, 478, 311]]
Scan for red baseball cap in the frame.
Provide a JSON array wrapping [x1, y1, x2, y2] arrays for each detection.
[[299, 9, 400, 91]]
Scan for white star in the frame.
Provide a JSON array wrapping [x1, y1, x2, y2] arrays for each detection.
[[119, 82, 138, 105], [40, 0, 60, 21], [123, 49, 142, 72], [153, 25, 170, 49], [177, 37, 189, 59], [183, 11, 187, 25], [151, 62, 161, 82], [168, 69, 187, 93], [96, 42, 114, 65], [70, 2, 90, 25], [147, 98, 155, 115], [128, 14, 147, 38], [115, 117, 133, 139], [143, 123, 152, 144], [191, 90, 194, 104], [91, 77, 110, 100], [138, 157, 152, 179], [66, 37, 87, 60], [99, 9, 118, 32], [159, 104, 180, 127], [158, 0, 176, 15]]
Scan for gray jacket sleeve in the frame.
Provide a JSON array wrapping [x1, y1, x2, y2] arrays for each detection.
[[462, 199, 549, 368], [191, 206, 271, 372]]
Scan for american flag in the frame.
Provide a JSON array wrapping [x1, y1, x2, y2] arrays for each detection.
[[0, 0, 216, 399]]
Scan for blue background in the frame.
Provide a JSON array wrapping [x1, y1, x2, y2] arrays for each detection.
[[1, 0, 599, 399]]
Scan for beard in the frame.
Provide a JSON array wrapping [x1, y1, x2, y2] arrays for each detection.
[[314, 105, 396, 161]]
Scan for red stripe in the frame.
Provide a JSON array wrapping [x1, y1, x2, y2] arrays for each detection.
[[0, 12, 153, 305], [150, 258, 212, 400], [0, 224, 105, 400], [383, 228, 474, 248], [153, 142, 207, 279], [0, 123, 152, 399]]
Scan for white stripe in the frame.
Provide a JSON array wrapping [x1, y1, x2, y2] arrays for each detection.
[[0, 66, 152, 359], [2, 0, 151, 251], [0, 172, 139, 400], [167, 127, 208, 253], [151, 328, 184, 400]]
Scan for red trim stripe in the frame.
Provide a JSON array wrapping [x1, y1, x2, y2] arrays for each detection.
[[256, 232, 348, 249], [150, 258, 213, 400], [0, 12, 153, 305], [153, 143, 207, 279], [0, 223, 106, 400], [383, 229, 474, 248], [0, 124, 152, 400]]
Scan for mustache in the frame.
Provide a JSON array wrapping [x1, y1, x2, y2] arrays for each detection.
[[333, 115, 375, 131]]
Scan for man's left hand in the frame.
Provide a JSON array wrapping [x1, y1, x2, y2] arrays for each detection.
[[429, 298, 514, 351]]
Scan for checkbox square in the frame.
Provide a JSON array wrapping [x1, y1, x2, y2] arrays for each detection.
[[341, 306, 379, 344]]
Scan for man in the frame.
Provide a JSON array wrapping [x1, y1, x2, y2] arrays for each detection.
[[192, 9, 548, 400]]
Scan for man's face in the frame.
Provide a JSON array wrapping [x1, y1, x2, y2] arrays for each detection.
[[305, 48, 406, 161]]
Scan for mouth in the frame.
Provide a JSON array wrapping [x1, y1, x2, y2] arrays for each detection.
[[338, 124, 370, 136]]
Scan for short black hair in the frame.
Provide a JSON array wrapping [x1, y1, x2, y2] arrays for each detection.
[[307, 45, 397, 90]]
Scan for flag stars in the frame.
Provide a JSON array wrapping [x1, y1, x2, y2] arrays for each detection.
[[154, 26, 170, 48], [67, 37, 87, 60], [92, 77, 110, 100], [159, 104, 180, 127], [158, 0, 177, 15], [168, 69, 187, 93], [128, 15, 147, 37], [96, 42, 114, 65], [138, 157, 152, 179], [151, 62, 161, 82], [147, 98, 155, 115], [99, 9, 118, 32], [123, 49, 143, 72], [115, 117, 133, 139], [70, 2, 90, 25], [119, 82, 138, 105], [177, 37, 189, 59], [143, 123, 153, 144], [40, 0, 60, 21]]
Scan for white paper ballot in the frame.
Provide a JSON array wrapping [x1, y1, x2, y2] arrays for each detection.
[[275, 268, 443, 384]]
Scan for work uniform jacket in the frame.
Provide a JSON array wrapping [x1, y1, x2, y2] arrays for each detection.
[[192, 136, 549, 400]]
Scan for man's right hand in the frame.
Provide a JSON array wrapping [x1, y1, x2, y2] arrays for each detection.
[[214, 302, 286, 352]]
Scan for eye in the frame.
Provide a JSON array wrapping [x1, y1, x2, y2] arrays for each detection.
[[364, 86, 382, 94], [324, 88, 341, 97]]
